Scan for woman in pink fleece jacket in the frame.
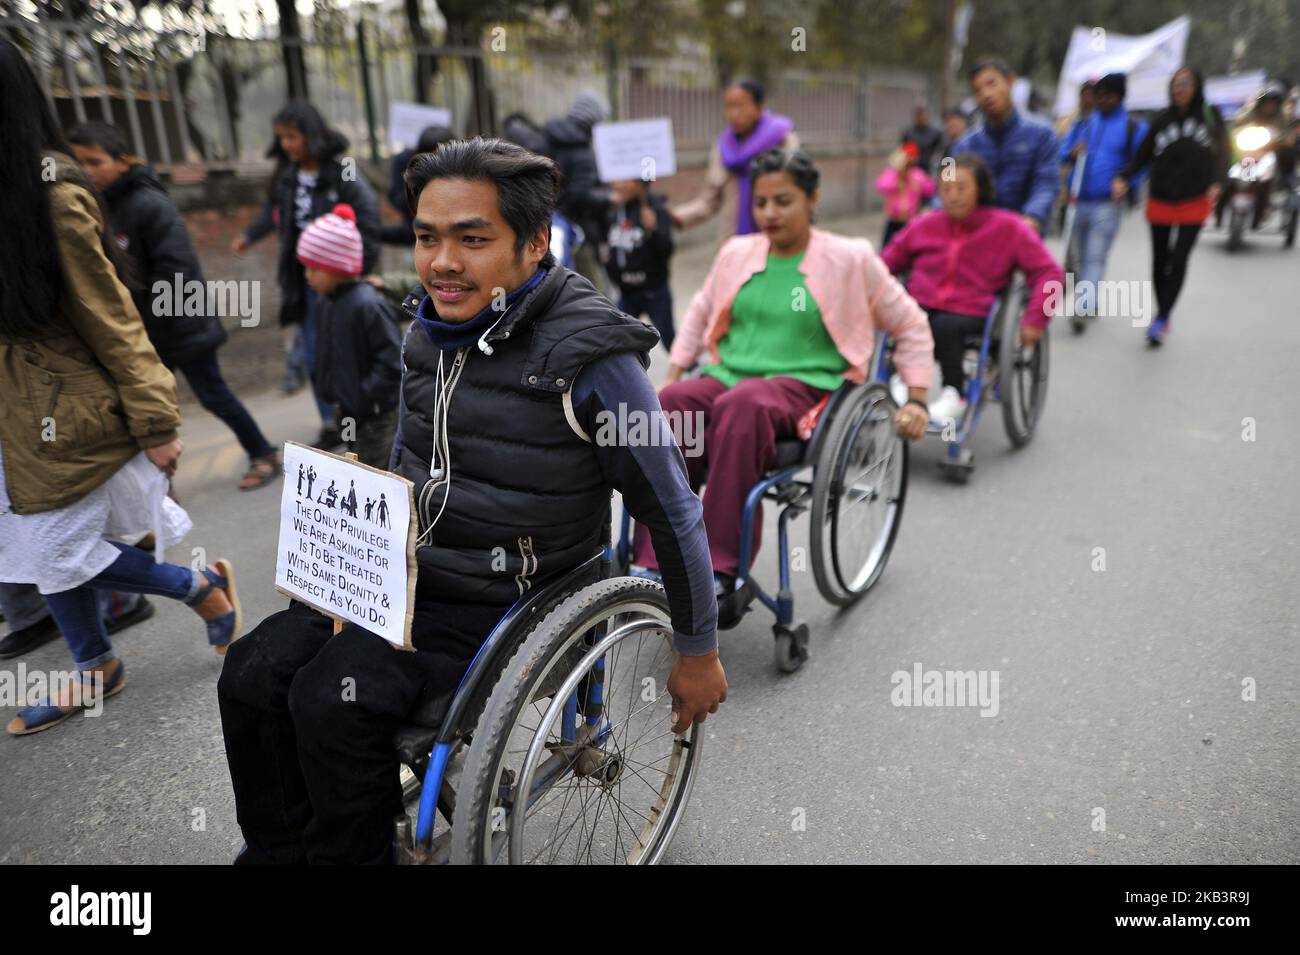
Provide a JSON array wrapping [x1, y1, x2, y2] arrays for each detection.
[[880, 153, 1063, 422], [634, 149, 934, 621]]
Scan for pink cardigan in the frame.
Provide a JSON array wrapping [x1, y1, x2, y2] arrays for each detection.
[[874, 167, 936, 221], [669, 228, 935, 388], [880, 207, 1065, 330]]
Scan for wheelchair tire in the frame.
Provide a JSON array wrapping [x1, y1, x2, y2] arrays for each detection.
[[450, 577, 701, 865], [998, 291, 1050, 448], [810, 382, 908, 606]]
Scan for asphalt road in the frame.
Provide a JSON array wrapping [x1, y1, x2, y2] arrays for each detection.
[[3, 209, 1297, 864]]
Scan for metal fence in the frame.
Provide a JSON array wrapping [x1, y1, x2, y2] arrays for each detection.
[[4, 10, 933, 174]]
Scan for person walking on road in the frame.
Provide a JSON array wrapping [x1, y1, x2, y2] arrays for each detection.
[[671, 79, 801, 243], [232, 101, 381, 451], [954, 58, 1060, 235], [0, 39, 242, 736], [1058, 72, 1148, 330], [68, 120, 283, 491], [1114, 67, 1229, 346]]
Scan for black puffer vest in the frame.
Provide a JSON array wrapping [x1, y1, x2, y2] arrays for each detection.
[[394, 255, 659, 605]]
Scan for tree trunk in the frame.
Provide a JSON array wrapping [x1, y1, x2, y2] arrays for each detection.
[[405, 0, 438, 103], [277, 0, 309, 99]]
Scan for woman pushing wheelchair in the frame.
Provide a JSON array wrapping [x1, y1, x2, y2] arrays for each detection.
[[631, 149, 935, 624]]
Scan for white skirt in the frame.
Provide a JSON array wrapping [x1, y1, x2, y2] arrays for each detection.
[[0, 441, 192, 594]]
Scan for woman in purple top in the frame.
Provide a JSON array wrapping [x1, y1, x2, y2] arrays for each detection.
[[671, 79, 800, 240]]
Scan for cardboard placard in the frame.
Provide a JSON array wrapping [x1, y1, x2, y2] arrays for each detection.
[[389, 101, 453, 150], [592, 117, 677, 183], [275, 441, 417, 650]]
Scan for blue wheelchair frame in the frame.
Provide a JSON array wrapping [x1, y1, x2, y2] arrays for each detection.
[[870, 293, 1006, 468], [613, 384, 855, 633], [405, 548, 613, 850]]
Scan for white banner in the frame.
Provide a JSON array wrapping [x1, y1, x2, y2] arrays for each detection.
[[592, 118, 677, 183], [275, 441, 417, 649], [1053, 16, 1190, 116], [1205, 71, 1267, 114]]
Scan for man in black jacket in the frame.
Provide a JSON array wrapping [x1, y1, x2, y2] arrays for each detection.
[[543, 90, 613, 291], [69, 121, 281, 493], [218, 138, 728, 864]]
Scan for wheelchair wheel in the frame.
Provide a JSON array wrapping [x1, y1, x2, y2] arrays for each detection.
[[999, 295, 1050, 448], [810, 383, 908, 606], [450, 578, 701, 865]]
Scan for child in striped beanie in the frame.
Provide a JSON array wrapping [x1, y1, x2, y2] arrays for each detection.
[[298, 202, 364, 288], [297, 204, 402, 468]]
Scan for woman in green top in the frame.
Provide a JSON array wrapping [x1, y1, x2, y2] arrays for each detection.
[[632, 150, 935, 621]]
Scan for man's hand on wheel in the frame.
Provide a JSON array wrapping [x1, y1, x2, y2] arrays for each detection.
[[668, 650, 728, 734]]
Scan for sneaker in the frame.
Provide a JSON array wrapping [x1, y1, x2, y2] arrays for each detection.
[[888, 374, 908, 407], [1146, 314, 1169, 347], [928, 385, 967, 425], [0, 615, 61, 659]]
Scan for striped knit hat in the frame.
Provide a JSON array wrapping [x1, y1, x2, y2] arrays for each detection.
[[296, 203, 363, 276]]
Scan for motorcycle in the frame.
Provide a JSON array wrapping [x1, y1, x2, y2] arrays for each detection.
[[1222, 124, 1299, 251]]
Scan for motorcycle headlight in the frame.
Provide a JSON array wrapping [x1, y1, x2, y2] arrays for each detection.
[[1235, 125, 1272, 151]]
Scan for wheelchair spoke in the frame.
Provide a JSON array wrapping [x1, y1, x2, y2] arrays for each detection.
[[490, 599, 693, 865]]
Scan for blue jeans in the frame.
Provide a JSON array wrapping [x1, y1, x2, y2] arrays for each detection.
[[177, 350, 274, 460], [1073, 199, 1123, 317], [44, 544, 201, 670], [301, 286, 337, 426], [619, 284, 675, 351]]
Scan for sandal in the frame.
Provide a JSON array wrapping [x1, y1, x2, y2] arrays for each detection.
[[7, 661, 127, 736], [239, 451, 282, 492], [185, 559, 243, 654]]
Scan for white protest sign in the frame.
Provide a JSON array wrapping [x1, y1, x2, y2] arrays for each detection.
[[592, 117, 676, 183], [389, 101, 453, 150], [275, 441, 417, 649]]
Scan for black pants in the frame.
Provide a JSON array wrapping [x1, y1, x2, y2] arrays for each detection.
[[217, 598, 508, 864], [881, 219, 908, 250], [925, 308, 987, 392], [1149, 224, 1203, 317], [176, 350, 274, 461], [619, 283, 675, 351]]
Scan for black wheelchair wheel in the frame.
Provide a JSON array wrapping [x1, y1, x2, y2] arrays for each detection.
[[999, 292, 1050, 448], [449, 578, 701, 865], [810, 383, 909, 606]]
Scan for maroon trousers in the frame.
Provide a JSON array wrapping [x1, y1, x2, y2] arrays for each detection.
[[633, 374, 827, 577]]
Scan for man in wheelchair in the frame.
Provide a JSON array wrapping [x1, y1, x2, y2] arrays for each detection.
[[218, 139, 728, 864], [880, 153, 1063, 424], [631, 149, 934, 623]]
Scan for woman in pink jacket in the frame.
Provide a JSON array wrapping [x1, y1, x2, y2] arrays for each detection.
[[633, 149, 934, 621], [881, 153, 1063, 423]]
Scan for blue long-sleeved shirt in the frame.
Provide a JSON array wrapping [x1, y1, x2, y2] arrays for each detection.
[[569, 354, 718, 656], [953, 109, 1060, 226], [1059, 107, 1149, 201]]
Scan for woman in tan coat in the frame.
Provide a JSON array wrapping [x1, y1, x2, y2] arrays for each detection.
[[0, 39, 241, 735]]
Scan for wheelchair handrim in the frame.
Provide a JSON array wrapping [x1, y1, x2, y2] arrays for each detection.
[[830, 404, 906, 595], [480, 598, 699, 865]]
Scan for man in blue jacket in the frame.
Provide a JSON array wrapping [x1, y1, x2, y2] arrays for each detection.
[[1058, 73, 1148, 325], [953, 58, 1060, 234]]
